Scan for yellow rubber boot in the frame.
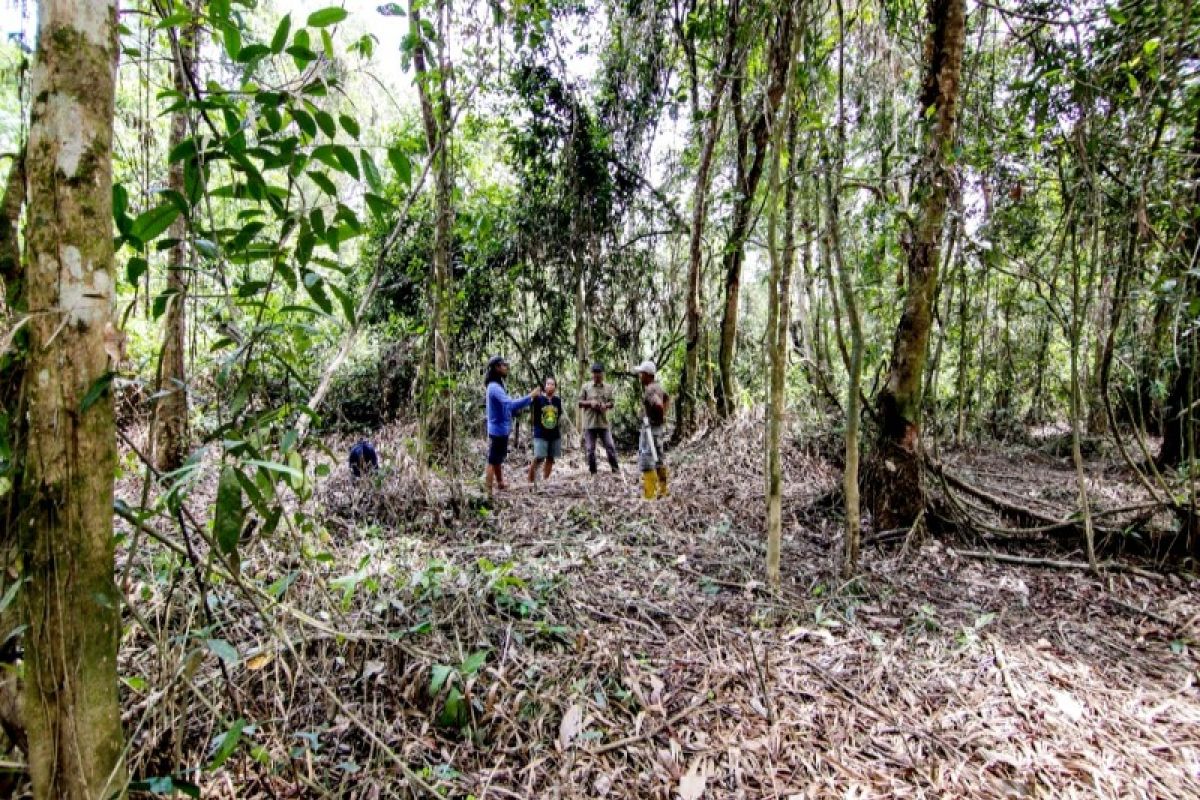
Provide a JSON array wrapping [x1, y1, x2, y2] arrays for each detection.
[[641, 470, 658, 500], [656, 466, 669, 499]]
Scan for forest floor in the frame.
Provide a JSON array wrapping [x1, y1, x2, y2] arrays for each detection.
[[110, 419, 1200, 799]]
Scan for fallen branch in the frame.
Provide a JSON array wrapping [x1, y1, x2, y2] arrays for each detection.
[[948, 547, 1163, 579]]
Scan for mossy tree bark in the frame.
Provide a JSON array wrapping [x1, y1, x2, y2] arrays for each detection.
[[155, 3, 197, 473], [867, 0, 966, 531], [19, 1, 126, 797]]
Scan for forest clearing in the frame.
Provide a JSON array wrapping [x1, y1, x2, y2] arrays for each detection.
[[1, 0, 1199, 797]]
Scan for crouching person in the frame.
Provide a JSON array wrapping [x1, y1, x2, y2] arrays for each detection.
[[633, 360, 670, 499]]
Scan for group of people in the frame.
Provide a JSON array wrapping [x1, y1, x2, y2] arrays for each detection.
[[483, 355, 670, 500]]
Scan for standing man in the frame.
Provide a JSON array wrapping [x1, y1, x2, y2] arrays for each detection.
[[634, 360, 670, 499], [529, 376, 563, 484], [579, 363, 620, 474], [485, 356, 540, 495]]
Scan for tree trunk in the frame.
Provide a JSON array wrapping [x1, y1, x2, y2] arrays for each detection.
[[714, 4, 794, 418], [19, 2, 126, 797], [765, 36, 799, 589], [1158, 103, 1200, 469], [867, 0, 966, 530], [412, 0, 455, 460], [155, 6, 197, 473], [826, 0, 864, 577], [678, 0, 738, 437]]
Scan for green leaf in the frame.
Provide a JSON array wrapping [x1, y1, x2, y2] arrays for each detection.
[[214, 465, 245, 556], [429, 664, 453, 694], [461, 649, 488, 676], [205, 638, 240, 665], [308, 170, 338, 196], [339, 114, 360, 139], [81, 371, 115, 414], [361, 151, 382, 192], [364, 193, 394, 218], [437, 687, 468, 728], [130, 203, 181, 245], [244, 458, 305, 480], [315, 110, 337, 138], [333, 145, 360, 179], [302, 271, 334, 313], [292, 108, 317, 138], [222, 22, 242, 60], [168, 137, 197, 164], [207, 718, 246, 770], [271, 14, 292, 53], [307, 7, 350, 27], [126, 256, 148, 285], [387, 147, 411, 185]]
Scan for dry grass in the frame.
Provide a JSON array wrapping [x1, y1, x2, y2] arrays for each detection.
[[83, 419, 1200, 798]]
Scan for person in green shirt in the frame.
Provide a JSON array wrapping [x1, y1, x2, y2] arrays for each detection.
[[579, 363, 620, 474]]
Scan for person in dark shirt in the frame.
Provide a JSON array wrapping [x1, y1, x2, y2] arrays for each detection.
[[528, 376, 564, 484], [634, 360, 670, 499]]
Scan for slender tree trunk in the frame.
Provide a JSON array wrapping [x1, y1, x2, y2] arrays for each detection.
[[867, 0, 966, 530], [678, 0, 738, 437], [575, 268, 588, 432], [825, 0, 864, 577], [155, 6, 197, 472], [715, 4, 794, 418], [412, 0, 455, 460], [20, 2, 126, 796], [1068, 213, 1098, 569], [765, 36, 799, 589]]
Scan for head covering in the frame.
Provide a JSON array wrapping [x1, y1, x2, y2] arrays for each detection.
[[487, 355, 509, 371], [632, 360, 657, 376], [591, 362, 605, 373]]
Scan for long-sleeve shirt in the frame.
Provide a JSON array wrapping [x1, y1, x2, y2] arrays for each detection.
[[486, 381, 532, 437]]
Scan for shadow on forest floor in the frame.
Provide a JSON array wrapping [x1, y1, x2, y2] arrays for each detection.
[[105, 418, 1199, 799]]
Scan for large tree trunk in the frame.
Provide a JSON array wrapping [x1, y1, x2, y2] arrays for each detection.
[[155, 5, 197, 472], [867, 0, 966, 530], [714, 3, 794, 418], [1157, 103, 1200, 469], [412, 0, 455, 460], [677, 0, 738, 437], [20, 2, 127, 797]]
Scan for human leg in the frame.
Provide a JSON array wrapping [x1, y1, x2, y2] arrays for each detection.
[[584, 429, 599, 474], [601, 429, 619, 472]]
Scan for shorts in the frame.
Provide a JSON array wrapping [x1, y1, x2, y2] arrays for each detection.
[[487, 435, 509, 466], [533, 437, 562, 460]]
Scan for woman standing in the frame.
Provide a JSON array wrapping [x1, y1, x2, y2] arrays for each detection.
[[528, 377, 563, 484], [485, 356, 540, 495]]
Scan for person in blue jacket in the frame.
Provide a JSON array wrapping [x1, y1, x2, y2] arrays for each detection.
[[484, 355, 540, 495]]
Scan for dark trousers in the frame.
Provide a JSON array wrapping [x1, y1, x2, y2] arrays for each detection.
[[584, 428, 619, 473]]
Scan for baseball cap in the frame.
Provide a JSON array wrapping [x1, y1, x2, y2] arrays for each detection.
[[486, 355, 508, 371], [632, 360, 657, 376], [591, 362, 605, 372]]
